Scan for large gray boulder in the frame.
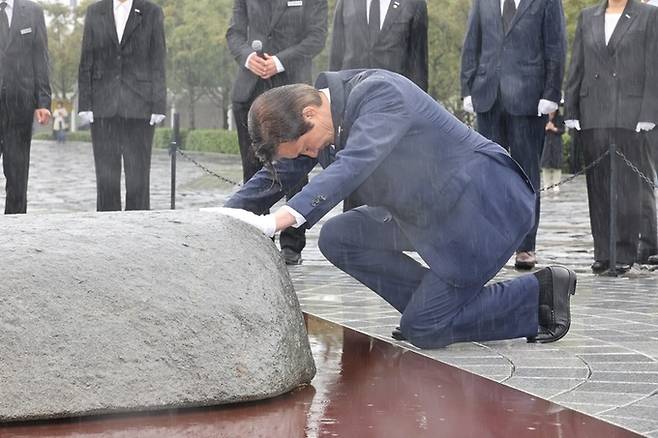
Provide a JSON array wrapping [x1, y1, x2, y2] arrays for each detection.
[[0, 210, 315, 422]]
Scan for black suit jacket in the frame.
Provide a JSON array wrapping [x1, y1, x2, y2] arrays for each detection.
[[226, 0, 328, 103], [78, 0, 166, 119], [329, 0, 428, 91], [564, 0, 658, 130], [0, 0, 50, 123]]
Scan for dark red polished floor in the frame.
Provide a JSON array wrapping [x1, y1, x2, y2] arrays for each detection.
[[0, 315, 641, 438]]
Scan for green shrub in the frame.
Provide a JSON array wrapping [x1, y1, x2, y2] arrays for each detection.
[[153, 128, 190, 150], [185, 129, 239, 155]]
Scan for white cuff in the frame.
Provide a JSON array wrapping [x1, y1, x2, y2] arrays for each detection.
[[272, 56, 285, 73]]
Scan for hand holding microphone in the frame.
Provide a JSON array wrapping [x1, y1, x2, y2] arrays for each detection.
[[247, 40, 277, 80]]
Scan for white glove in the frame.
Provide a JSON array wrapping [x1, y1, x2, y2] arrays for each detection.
[[200, 207, 276, 237], [565, 119, 581, 131], [463, 96, 475, 114], [78, 111, 94, 124], [149, 114, 166, 126], [636, 122, 656, 132], [537, 99, 558, 116]]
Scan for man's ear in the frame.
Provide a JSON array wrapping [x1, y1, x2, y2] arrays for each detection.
[[302, 106, 316, 120]]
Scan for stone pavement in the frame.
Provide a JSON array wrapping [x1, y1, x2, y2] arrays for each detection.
[[4, 140, 658, 436]]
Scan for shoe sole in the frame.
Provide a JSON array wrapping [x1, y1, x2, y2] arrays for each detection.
[[536, 267, 577, 344]]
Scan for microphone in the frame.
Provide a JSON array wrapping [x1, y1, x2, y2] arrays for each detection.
[[251, 40, 265, 59]]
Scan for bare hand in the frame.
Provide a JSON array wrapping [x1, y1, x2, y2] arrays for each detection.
[[35, 108, 51, 125], [247, 52, 270, 79]]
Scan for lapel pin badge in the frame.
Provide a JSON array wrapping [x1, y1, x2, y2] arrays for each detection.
[[135, 8, 141, 14], [625, 13, 631, 18], [393, 1, 400, 8]]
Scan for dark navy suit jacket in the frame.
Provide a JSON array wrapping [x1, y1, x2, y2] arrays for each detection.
[[226, 70, 536, 286], [460, 0, 566, 115]]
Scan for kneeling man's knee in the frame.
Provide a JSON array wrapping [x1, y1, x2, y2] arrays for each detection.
[[318, 216, 344, 263]]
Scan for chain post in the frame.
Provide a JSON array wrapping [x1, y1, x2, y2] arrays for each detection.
[[170, 113, 180, 210]]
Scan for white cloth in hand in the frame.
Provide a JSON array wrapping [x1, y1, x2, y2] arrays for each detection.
[[463, 96, 475, 114], [78, 111, 94, 124], [150, 114, 166, 126], [636, 122, 656, 132], [200, 207, 276, 237], [537, 99, 558, 116], [564, 119, 581, 131]]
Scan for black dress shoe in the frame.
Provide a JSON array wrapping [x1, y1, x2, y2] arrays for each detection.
[[281, 248, 302, 265], [527, 266, 577, 344], [391, 326, 406, 341], [591, 260, 608, 274], [612, 263, 632, 274], [648, 255, 658, 265]]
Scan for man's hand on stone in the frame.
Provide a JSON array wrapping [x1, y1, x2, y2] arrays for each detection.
[[201, 207, 276, 237]]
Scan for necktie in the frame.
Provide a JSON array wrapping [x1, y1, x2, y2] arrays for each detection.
[[0, 2, 9, 44], [368, 0, 380, 44], [502, 0, 516, 33]]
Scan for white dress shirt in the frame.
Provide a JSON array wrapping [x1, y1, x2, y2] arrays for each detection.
[[113, 0, 133, 43], [366, 0, 392, 29], [1, 0, 14, 27], [604, 13, 622, 45], [500, 0, 521, 14]]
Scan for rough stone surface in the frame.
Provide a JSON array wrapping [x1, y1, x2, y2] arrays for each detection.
[[0, 210, 315, 422]]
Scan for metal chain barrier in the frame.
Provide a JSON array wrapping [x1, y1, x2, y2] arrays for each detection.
[[539, 149, 610, 192], [615, 149, 657, 191], [176, 149, 242, 187]]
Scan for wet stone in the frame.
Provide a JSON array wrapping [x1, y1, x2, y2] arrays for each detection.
[[0, 210, 315, 422]]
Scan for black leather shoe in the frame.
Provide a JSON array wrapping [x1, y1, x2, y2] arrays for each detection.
[[527, 266, 577, 344], [612, 263, 632, 274], [591, 260, 608, 274], [391, 326, 406, 341], [648, 255, 658, 265], [281, 248, 302, 265]]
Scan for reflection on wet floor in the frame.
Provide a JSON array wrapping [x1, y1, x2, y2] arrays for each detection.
[[0, 315, 640, 437]]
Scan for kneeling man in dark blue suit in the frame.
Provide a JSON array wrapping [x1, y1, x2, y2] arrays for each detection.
[[218, 69, 576, 349]]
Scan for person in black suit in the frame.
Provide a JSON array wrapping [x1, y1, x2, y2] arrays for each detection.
[[226, 0, 327, 265], [0, 0, 50, 214], [460, 0, 567, 270], [564, 0, 658, 273], [78, 0, 166, 212], [329, 0, 428, 91]]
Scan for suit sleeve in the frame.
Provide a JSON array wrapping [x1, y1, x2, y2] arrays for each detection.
[[563, 11, 584, 121], [405, 0, 428, 92], [149, 6, 167, 115], [541, 0, 566, 103], [78, 8, 94, 112], [275, 0, 328, 67], [224, 156, 317, 214], [640, 7, 658, 123], [226, 0, 252, 67], [287, 80, 412, 227], [328, 0, 344, 71], [32, 5, 51, 110], [460, 0, 481, 98]]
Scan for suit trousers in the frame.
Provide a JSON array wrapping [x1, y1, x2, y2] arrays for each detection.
[[582, 128, 645, 264], [476, 99, 545, 252], [318, 208, 539, 349], [232, 87, 306, 254], [91, 117, 154, 211], [638, 130, 658, 260], [0, 97, 32, 214]]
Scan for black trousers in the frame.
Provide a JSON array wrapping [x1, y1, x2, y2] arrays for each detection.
[[91, 117, 154, 211], [0, 97, 32, 214], [639, 130, 658, 259], [582, 128, 645, 264], [232, 93, 306, 254], [476, 97, 545, 252]]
